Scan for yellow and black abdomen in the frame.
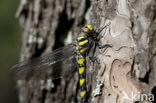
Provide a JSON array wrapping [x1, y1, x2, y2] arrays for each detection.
[[76, 35, 90, 103]]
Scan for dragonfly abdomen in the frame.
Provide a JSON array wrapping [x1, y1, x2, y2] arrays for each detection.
[[76, 35, 90, 103], [77, 54, 87, 103]]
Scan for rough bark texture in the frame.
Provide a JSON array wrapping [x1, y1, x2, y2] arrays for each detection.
[[15, 0, 156, 103]]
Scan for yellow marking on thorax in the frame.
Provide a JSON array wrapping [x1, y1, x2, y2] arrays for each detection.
[[77, 36, 85, 40], [80, 47, 88, 53], [77, 56, 85, 65], [79, 67, 85, 74], [81, 90, 86, 97], [80, 78, 85, 86], [78, 40, 88, 46]]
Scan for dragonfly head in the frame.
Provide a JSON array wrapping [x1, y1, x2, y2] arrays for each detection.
[[82, 24, 97, 39]]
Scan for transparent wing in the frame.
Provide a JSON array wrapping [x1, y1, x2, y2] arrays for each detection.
[[10, 44, 77, 80]]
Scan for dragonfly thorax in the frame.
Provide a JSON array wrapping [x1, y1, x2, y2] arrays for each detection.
[[75, 34, 90, 56]]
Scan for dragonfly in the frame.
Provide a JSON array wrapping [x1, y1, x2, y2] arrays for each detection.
[[10, 24, 110, 103]]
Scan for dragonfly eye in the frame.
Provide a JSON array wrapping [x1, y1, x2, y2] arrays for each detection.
[[82, 24, 96, 37], [82, 24, 97, 38]]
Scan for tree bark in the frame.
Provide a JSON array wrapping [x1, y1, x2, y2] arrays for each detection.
[[15, 0, 156, 103]]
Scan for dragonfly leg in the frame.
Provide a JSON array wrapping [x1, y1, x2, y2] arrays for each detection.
[[95, 40, 112, 49], [98, 44, 112, 49], [88, 57, 97, 63], [96, 22, 111, 36]]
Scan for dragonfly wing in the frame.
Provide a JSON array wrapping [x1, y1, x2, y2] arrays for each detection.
[[10, 44, 77, 80], [50, 56, 77, 79]]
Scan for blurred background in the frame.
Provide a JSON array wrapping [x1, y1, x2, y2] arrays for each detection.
[[0, 0, 21, 103]]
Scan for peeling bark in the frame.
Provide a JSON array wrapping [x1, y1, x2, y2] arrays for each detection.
[[15, 0, 156, 103]]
